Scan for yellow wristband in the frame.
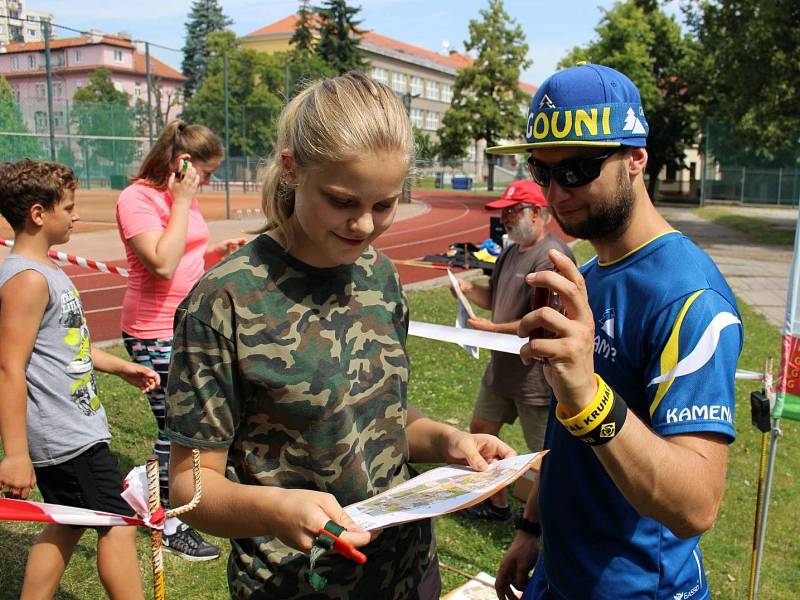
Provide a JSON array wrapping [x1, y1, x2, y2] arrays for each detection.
[[556, 374, 614, 437]]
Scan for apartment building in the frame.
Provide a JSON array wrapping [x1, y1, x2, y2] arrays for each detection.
[[0, 32, 186, 135], [0, 0, 52, 44]]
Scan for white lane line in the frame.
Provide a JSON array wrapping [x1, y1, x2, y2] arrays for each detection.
[[379, 223, 488, 251], [85, 305, 123, 315], [381, 203, 471, 238], [79, 284, 127, 293]]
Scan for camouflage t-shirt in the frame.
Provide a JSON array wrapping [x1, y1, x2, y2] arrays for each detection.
[[165, 234, 435, 599]]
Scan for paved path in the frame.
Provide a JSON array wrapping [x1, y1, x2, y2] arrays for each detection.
[[659, 205, 797, 329]]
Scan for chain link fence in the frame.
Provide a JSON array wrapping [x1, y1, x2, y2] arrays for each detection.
[[700, 120, 800, 206]]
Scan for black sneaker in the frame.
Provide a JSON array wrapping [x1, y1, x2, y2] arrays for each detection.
[[163, 525, 221, 561], [457, 498, 512, 522]]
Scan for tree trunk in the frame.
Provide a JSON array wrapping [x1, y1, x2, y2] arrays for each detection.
[[487, 153, 495, 192]]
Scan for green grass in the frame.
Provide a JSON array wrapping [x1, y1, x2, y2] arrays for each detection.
[[1, 292, 798, 598], [572, 239, 597, 265], [695, 207, 796, 246]]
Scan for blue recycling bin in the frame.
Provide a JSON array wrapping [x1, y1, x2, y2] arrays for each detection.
[[451, 176, 473, 191]]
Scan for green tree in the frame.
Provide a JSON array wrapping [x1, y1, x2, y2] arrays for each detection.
[[314, 0, 366, 74], [182, 0, 232, 99], [560, 0, 698, 198], [287, 1, 337, 100], [291, 0, 316, 53], [0, 76, 42, 161], [183, 32, 284, 158], [686, 0, 800, 167], [71, 68, 136, 173], [437, 0, 530, 190], [414, 127, 439, 163]]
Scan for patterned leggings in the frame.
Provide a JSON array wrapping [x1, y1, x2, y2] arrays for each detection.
[[123, 333, 173, 508]]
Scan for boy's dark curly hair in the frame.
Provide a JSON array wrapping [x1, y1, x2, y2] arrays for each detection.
[[0, 158, 78, 230]]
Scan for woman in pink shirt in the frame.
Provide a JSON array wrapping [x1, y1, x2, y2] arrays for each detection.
[[116, 120, 241, 561]]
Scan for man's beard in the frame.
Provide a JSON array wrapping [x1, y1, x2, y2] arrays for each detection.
[[507, 215, 537, 246], [551, 163, 635, 241]]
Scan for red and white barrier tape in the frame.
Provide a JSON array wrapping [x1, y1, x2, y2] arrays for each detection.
[[0, 465, 163, 529], [0, 239, 129, 278]]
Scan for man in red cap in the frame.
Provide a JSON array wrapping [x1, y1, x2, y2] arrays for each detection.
[[455, 179, 574, 521]]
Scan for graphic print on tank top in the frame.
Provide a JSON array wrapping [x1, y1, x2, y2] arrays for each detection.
[[60, 288, 99, 415]]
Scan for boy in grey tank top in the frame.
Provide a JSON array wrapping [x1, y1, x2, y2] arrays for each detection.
[[0, 160, 159, 599]]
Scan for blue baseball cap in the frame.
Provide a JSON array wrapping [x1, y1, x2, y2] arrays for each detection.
[[487, 63, 649, 154]]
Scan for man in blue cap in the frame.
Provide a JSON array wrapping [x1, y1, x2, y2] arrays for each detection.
[[488, 64, 742, 600]]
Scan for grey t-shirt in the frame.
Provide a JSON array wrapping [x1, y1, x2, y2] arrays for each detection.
[[482, 233, 574, 405], [0, 255, 110, 466]]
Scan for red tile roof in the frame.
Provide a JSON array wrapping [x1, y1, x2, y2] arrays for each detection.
[[519, 81, 538, 96], [1, 34, 133, 53], [133, 54, 186, 81], [245, 15, 473, 71]]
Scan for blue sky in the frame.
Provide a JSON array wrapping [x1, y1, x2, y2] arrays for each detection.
[[40, 0, 680, 86]]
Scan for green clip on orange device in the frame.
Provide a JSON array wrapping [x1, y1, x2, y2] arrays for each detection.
[[308, 520, 367, 591]]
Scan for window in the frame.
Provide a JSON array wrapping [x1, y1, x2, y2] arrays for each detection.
[[74, 50, 82, 64], [410, 76, 423, 96], [10, 56, 19, 71], [28, 28, 37, 38], [113, 81, 124, 92], [410, 108, 423, 128], [391, 71, 406, 93], [53, 111, 65, 129], [113, 49, 123, 63], [426, 80, 439, 101], [34, 111, 47, 133], [53, 82, 63, 98], [28, 54, 37, 69], [75, 80, 86, 89], [134, 82, 142, 98], [10, 85, 20, 103], [425, 111, 439, 130], [371, 67, 388, 85], [442, 84, 453, 103], [35, 83, 46, 98]]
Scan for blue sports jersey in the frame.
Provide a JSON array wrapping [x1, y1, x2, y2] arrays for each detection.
[[524, 231, 742, 600]]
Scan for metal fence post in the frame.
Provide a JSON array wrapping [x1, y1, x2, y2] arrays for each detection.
[[740, 166, 746, 204], [223, 54, 231, 219], [700, 119, 708, 207], [145, 42, 154, 145], [41, 18, 55, 160], [777, 168, 783, 205]]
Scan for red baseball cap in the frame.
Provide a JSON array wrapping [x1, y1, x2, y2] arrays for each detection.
[[485, 179, 547, 210]]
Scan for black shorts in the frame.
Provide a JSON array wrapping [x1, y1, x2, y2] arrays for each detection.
[[34, 442, 135, 525]]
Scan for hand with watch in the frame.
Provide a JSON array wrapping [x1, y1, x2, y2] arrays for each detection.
[[513, 514, 541, 537]]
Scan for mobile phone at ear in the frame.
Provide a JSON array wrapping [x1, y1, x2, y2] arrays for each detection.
[[175, 159, 188, 181]]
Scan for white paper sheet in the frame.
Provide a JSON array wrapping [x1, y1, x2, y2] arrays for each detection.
[[344, 452, 544, 530], [408, 321, 526, 355], [447, 269, 477, 318]]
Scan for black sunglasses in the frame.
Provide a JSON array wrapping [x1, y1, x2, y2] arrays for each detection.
[[527, 147, 622, 188]]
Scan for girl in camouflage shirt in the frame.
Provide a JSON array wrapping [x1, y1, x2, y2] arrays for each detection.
[[164, 72, 514, 599]]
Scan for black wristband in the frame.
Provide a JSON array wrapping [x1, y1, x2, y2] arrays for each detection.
[[514, 515, 541, 537], [578, 388, 628, 446]]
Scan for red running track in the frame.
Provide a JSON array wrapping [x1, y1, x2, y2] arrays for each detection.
[[63, 191, 570, 343]]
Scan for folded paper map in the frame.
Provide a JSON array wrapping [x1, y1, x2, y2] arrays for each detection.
[[345, 452, 545, 530]]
